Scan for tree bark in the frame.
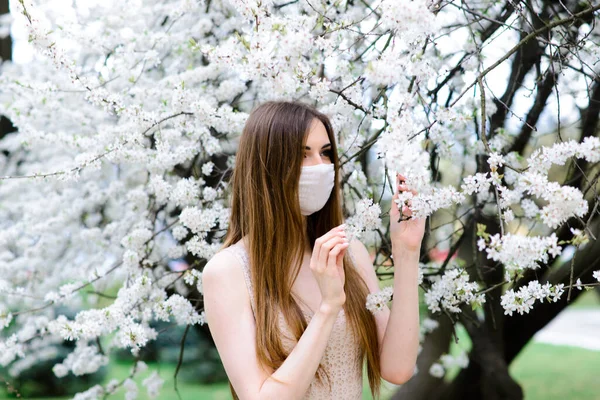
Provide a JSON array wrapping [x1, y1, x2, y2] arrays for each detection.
[[440, 308, 523, 400]]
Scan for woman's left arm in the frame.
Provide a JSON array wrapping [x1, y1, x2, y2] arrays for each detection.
[[352, 173, 425, 385], [349, 239, 420, 385], [380, 172, 426, 383], [378, 244, 420, 384]]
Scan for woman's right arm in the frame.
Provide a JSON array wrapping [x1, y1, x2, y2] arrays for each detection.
[[203, 231, 348, 400]]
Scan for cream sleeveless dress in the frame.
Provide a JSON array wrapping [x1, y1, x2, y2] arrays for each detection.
[[222, 241, 364, 399]]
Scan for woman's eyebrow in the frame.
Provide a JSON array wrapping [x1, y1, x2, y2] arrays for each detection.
[[304, 143, 332, 150]]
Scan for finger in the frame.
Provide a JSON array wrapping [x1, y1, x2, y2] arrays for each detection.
[[335, 243, 348, 267], [322, 237, 347, 270], [397, 184, 417, 195], [319, 236, 347, 271], [402, 205, 412, 217], [391, 195, 400, 219], [327, 242, 349, 271], [326, 224, 347, 237], [397, 173, 406, 185], [311, 225, 346, 267]]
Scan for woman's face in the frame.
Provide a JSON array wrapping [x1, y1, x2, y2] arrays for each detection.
[[303, 118, 333, 167]]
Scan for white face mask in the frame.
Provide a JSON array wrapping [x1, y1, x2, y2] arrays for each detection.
[[298, 163, 335, 216]]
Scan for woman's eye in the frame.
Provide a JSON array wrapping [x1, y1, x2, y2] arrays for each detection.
[[304, 151, 332, 159]]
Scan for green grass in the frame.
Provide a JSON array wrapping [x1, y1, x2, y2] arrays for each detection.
[[510, 342, 600, 400], [102, 361, 232, 400]]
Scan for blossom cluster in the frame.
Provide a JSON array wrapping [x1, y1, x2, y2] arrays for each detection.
[[344, 198, 383, 242], [500, 281, 565, 316], [429, 350, 470, 379], [479, 232, 562, 281], [397, 137, 599, 224], [366, 286, 394, 314], [418, 317, 440, 343], [53, 343, 109, 378], [424, 268, 486, 314]]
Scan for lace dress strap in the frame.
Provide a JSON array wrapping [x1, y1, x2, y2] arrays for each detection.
[[222, 243, 257, 319]]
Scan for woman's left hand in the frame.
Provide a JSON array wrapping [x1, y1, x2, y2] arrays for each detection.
[[390, 172, 426, 252]]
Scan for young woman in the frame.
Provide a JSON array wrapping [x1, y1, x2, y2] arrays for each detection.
[[203, 101, 425, 400]]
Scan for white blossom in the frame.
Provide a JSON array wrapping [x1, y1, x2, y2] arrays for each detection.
[[481, 233, 562, 280], [427, 350, 471, 379], [344, 198, 382, 241], [117, 320, 155, 350], [171, 177, 201, 207], [201, 162, 215, 176], [419, 317, 440, 342], [53, 343, 109, 377], [366, 286, 393, 314], [487, 152, 505, 170], [424, 268, 485, 314], [72, 385, 105, 400], [429, 362, 445, 378], [183, 269, 203, 293], [520, 199, 539, 218], [124, 378, 138, 400], [0, 310, 12, 330], [154, 294, 204, 326], [500, 281, 564, 316], [0, 334, 25, 367], [461, 173, 491, 196], [142, 370, 165, 399]]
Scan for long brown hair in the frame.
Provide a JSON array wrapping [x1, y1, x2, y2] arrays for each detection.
[[220, 100, 382, 398]]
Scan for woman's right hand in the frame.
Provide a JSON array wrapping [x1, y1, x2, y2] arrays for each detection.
[[309, 224, 349, 312]]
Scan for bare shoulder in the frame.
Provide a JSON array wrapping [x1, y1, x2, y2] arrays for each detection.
[[203, 246, 244, 282], [202, 245, 251, 318]]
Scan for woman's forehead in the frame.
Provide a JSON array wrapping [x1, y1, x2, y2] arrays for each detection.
[[305, 119, 329, 145]]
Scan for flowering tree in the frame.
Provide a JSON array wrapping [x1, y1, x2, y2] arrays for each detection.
[[0, 0, 599, 399]]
